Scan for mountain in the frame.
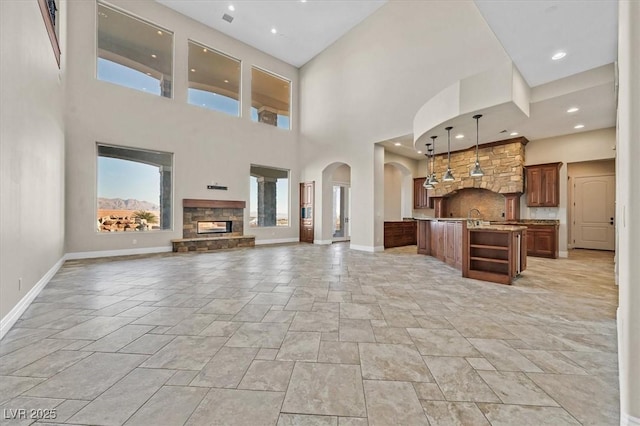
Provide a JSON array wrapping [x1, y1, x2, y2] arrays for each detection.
[[98, 198, 159, 211]]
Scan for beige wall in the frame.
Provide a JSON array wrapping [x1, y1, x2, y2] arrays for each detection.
[[384, 164, 402, 221], [64, 0, 300, 254], [523, 128, 616, 255], [299, 0, 509, 250], [0, 1, 67, 325]]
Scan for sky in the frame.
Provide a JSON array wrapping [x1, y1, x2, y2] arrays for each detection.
[[97, 57, 290, 217]]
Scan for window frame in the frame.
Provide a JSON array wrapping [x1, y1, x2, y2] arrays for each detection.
[[249, 164, 291, 229], [187, 39, 243, 117], [95, 142, 175, 234], [95, 1, 175, 99], [250, 65, 293, 130], [38, 0, 61, 67]]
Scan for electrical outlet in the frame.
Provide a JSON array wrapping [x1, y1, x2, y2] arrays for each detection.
[[18, 277, 22, 291]]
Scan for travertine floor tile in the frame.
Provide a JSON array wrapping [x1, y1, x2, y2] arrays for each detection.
[[118, 333, 175, 354], [423, 356, 500, 403], [363, 380, 429, 426], [282, 363, 366, 417], [190, 347, 257, 388], [225, 323, 289, 348], [359, 343, 433, 382], [186, 388, 284, 426], [141, 336, 226, 370], [277, 332, 321, 362], [339, 319, 375, 343], [12, 350, 91, 378], [318, 341, 360, 364], [124, 386, 208, 426], [477, 403, 580, 425], [477, 370, 559, 406], [340, 303, 384, 320], [278, 413, 338, 425], [407, 328, 480, 357], [422, 401, 490, 426], [24, 353, 146, 400], [238, 360, 294, 391], [198, 320, 242, 337], [290, 312, 339, 333], [81, 325, 154, 352], [468, 338, 543, 373], [413, 382, 445, 401]]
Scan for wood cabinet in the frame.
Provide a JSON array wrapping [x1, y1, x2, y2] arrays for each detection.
[[463, 225, 527, 285], [384, 221, 417, 248], [503, 193, 521, 221], [413, 177, 432, 209], [416, 220, 462, 270], [525, 163, 562, 207], [526, 224, 558, 258]]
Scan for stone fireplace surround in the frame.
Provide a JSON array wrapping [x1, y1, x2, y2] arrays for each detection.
[[171, 199, 255, 252]]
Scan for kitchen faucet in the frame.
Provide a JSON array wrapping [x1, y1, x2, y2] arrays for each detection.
[[468, 208, 482, 219]]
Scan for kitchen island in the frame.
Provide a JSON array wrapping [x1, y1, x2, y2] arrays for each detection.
[[416, 218, 527, 285]]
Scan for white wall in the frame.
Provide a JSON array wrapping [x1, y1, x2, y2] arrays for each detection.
[[384, 164, 402, 221], [64, 0, 300, 254], [0, 1, 66, 325], [523, 127, 616, 255], [299, 0, 509, 250], [616, 0, 640, 422]]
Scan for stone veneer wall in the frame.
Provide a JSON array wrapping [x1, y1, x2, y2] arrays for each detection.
[[183, 207, 244, 238], [430, 138, 526, 197]]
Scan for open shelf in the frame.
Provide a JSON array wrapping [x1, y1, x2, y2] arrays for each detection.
[[470, 256, 509, 264], [469, 244, 509, 251]]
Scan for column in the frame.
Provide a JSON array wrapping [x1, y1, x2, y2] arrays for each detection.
[[617, 1, 640, 423], [257, 177, 277, 227], [159, 166, 171, 230]]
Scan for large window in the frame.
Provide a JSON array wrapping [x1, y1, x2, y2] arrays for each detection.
[[251, 67, 291, 130], [188, 41, 241, 116], [97, 3, 173, 98], [97, 144, 173, 232], [249, 165, 289, 227]]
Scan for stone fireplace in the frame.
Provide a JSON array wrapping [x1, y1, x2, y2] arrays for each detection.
[[171, 199, 255, 252], [428, 137, 527, 220]]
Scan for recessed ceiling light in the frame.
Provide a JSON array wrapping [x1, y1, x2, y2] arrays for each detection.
[[301, 0, 307, 2], [394, 142, 402, 146], [203, 48, 207, 53], [146, 72, 151, 76], [151, 54, 157, 58], [455, 134, 464, 139], [510, 132, 519, 136], [417, 150, 422, 154], [157, 30, 162, 35], [567, 107, 579, 113], [552, 51, 567, 60], [224, 79, 229, 83], [271, 28, 277, 34], [228, 5, 235, 11], [574, 124, 585, 129], [191, 68, 196, 72]]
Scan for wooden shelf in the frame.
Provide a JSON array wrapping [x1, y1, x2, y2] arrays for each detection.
[[470, 244, 509, 251], [470, 256, 509, 264]]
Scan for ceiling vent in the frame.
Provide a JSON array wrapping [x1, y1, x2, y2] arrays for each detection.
[[222, 13, 234, 23], [499, 129, 508, 133]]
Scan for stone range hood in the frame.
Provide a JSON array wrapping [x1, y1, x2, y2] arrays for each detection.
[[429, 137, 527, 197]]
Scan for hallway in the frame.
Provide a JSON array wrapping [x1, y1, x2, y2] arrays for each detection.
[[0, 245, 618, 425]]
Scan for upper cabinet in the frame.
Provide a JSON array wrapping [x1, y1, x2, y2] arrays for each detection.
[[413, 177, 432, 209], [525, 163, 562, 207]]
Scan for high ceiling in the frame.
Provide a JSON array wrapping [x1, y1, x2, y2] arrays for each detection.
[[156, 0, 387, 67], [154, 0, 618, 157]]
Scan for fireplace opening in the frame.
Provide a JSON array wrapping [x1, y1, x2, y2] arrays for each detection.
[[197, 221, 232, 234]]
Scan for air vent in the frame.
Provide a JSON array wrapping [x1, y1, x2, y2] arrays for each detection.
[[499, 129, 508, 133], [222, 13, 234, 23]]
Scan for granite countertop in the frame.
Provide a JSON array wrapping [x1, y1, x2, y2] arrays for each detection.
[[494, 220, 560, 226], [471, 225, 528, 231], [413, 217, 466, 221]]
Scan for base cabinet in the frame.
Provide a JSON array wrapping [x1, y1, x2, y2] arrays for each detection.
[[384, 221, 417, 248], [416, 220, 462, 270], [526, 225, 558, 258]]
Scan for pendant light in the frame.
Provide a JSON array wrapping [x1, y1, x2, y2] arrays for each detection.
[[442, 126, 455, 181], [423, 142, 433, 189], [470, 114, 485, 177], [428, 136, 439, 185]]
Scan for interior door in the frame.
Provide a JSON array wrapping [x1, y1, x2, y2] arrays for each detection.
[[299, 182, 314, 243], [573, 175, 615, 250], [332, 185, 350, 241]]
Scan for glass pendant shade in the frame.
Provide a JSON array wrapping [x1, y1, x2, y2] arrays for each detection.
[[423, 179, 434, 189], [471, 114, 484, 177], [428, 173, 439, 185], [442, 126, 455, 181]]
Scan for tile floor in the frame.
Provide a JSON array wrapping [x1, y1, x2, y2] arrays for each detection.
[[0, 244, 619, 425]]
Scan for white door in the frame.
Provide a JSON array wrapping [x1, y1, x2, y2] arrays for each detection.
[[573, 175, 615, 250], [332, 185, 350, 242]]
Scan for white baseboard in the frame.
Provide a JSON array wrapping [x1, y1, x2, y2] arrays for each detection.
[[559, 250, 569, 258], [65, 246, 172, 260], [255, 238, 298, 246], [0, 256, 65, 340], [349, 244, 385, 253], [314, 239, 333, 245], [622, 412, 640, 426]]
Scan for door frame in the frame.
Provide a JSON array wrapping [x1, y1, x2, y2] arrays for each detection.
[[332, 182, 351, 242], [569, 172, 615, 250]]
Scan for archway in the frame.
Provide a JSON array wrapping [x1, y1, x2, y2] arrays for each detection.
[[384, 161, 413, 220], [318, 162, 351, 244]]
